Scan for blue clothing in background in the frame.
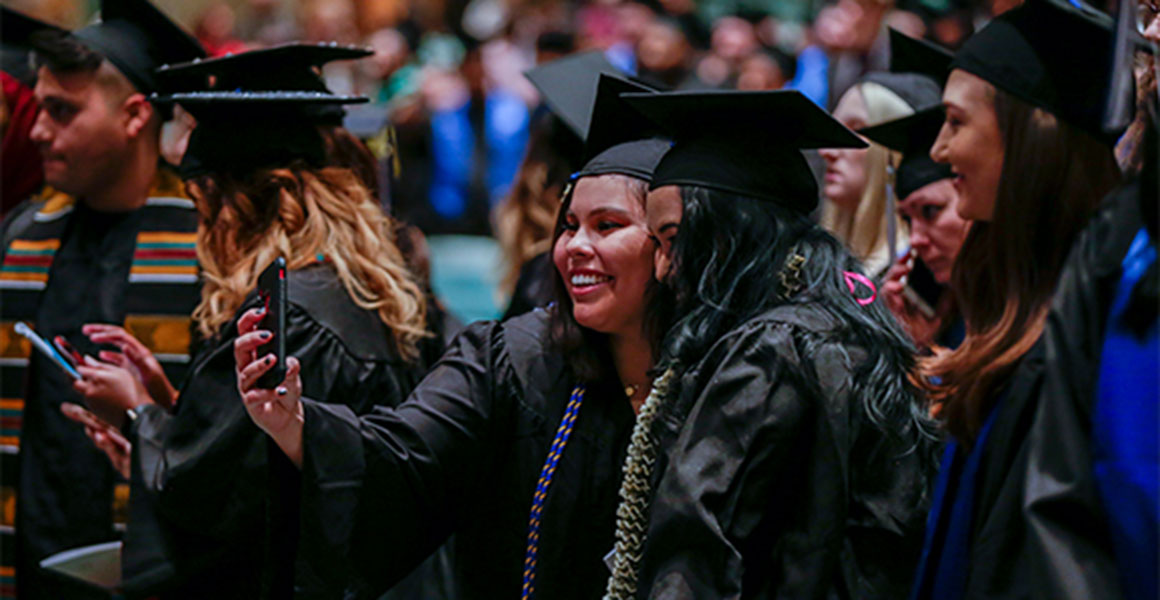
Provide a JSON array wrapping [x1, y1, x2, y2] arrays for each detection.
[[428, 90, 529, 226], [788, 45, 828, 109], [1092, 228, 1159, 600]]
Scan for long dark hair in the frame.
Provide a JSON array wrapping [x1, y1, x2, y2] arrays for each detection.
[[651, 185, 938, 452], [919, 89, 1122, 442], [547, 174, 650, 382]]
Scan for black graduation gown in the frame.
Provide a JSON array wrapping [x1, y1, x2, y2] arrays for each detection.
[[636, 304, 934, 599], [121, 264, 436, 599], [298, 309, 635, 599], [1020, 181, 1150, 599]]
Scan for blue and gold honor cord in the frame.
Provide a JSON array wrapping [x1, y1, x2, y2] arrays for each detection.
[[522, 384, 587, 600]]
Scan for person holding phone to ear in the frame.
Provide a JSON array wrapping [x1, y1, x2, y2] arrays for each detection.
[[63, 44, 442, 599], [864, 107, 971, 351]]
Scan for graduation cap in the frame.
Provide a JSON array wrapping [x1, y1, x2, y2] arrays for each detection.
[[859, 106, 955, 200], [949, 0, 1116, 141], [887, 28, 953, 84], [524, 51, 626, 139], [71, 0, 205, 94], [2, 6, 68, 52], [1, 6, 68, 84], [573, 73, 669, 181], [153, 44, 369, 178], [622, 90, 867, 213], [156, 42, 373, 95]]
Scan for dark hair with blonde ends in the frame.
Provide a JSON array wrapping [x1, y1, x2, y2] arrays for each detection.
[[919, 90, 1122, 442], [189, 164, 429, 361]]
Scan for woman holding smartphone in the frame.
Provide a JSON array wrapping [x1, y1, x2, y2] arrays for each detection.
[[233, 73, 673, 600], [65, 45, 439, 599]]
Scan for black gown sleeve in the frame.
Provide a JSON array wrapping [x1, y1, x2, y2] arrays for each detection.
[[1021, 187, 1140, 600], [123, 300, 414, 596], [298, 319, 515, 594], [639, 320, 819, 599]]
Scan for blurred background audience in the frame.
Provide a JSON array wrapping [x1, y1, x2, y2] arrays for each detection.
[[0, 0, 1034, 324]]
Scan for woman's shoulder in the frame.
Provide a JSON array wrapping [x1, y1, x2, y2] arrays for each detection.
[[283, 264, 396, 362]]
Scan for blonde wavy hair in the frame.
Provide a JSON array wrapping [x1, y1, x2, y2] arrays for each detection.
[[821, 80, 912, 276], [188, 165, 429, 361]]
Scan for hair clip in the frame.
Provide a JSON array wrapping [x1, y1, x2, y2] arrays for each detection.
[[779, 252, 807, 299], [843, 271, 877, 306]]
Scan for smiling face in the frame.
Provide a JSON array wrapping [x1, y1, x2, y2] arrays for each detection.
[[552, 175, 655, 337], [931, 70, 1005, 222], [898, 178, 971, 283], [819, 86, 871, 209]]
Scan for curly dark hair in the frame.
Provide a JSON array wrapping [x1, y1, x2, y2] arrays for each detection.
[[650, 185, 939, 458]]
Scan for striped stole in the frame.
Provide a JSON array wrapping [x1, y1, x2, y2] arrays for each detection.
[[0, 172, 201, 596]]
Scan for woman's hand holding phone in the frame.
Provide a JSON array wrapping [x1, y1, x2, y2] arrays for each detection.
[[234, 307, 305, 468]]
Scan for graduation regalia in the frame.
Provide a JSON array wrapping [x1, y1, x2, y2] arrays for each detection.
[[291, 72, 669, 599], [908, 1, 1123, 598], [638, 304, 935, 599], [121, 263, 437, 599], [120, 43, 450, 599], [611, 89, 933, 599], [0, 171, 201, 600], [299, 309, 637, 599]]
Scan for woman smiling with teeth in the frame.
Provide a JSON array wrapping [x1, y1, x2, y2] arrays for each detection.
[[233, 72, 676, 599]]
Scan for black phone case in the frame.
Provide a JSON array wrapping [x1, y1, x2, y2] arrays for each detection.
[[255, 257, 287, 389], [907, 258, 944, 309]]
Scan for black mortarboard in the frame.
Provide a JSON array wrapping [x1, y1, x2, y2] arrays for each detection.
[[2, 6, 67, 52], [72, 0, 205, 94], [887, 28, 953, 84], [623, 90, 867, 213], [524, 51, 625, 139], [154, 45, 368, 178], [157, 92, 367, 178], [949, 0, 1116, 141], [859, 106, 955, 199], [573, 73, 668, 181], [1, 6, 68, 84], [156, 43, 372, 95], [158, 43, 373, 133]]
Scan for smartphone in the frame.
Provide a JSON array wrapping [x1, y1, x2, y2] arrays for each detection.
[[14, 322, 81, 380], [53, 336, 83, 369], [255, 257, 287, 389], [902, 258, 944, 319]]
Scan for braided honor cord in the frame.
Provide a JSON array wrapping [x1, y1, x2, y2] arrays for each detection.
[[603, 368, 675, 600], [522, 384, 586, 600]]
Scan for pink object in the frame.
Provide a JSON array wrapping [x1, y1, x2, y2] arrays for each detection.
[[843, 271, 877, 306]]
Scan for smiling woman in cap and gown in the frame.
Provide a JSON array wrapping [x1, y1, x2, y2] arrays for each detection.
[[598, 88, 940, 599], [234, 72, 675, 599], [908, 0, 1125, 598]]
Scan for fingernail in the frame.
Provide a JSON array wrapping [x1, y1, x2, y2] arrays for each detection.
[[277, 387, 287, 396], [259, 331, 270, 340], [266, 355, 274, 364]]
